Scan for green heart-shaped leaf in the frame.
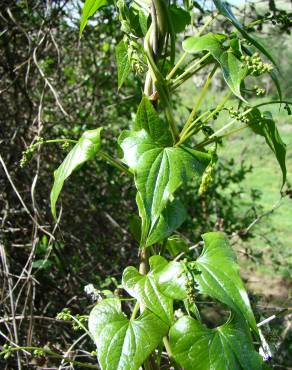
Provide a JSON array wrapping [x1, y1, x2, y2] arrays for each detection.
[[120, 131, 210, 246], [120, 97, 210, 246], [122, 265, 173, 324], [89, 298, 168, 370], [169, 315, 263, 370], [192, 232, 257, 332], [50, 128, 102, 219]]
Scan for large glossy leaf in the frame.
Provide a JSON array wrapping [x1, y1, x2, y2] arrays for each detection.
[[249, 109, 286, 187], [120, 97, 210, 246], [192, 232, 257, 332], [169, 315, 263, 370], [213, 0, 277, 66], [89, 298, 168, 370], [182, 33, 247, 99], [50, 128, 102, 219], [80, 0, 108, 36], [122, 264, 173, 325], [115, 40, 132, 89]]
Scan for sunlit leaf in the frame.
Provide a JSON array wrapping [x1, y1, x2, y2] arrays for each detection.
[[191, 232, 258, 332], [115, 40, 132, 89], [50, 128, 102, 218], [169, 314, 263, 370], [89, 298, 168, 370], [120, 97, 210, 246], [80, 0, 108, 36]]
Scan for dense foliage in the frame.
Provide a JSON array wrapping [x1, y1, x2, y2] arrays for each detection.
[[0, 0, 291, 369]]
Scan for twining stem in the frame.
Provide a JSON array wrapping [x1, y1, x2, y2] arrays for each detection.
[[181, 64, 218, 137], [0, 346, 99, 369], [144, 25, 179, 143]]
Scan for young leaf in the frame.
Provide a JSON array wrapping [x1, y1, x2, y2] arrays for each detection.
[[213, 0, 277, 67], [50, 128, 102, 219], [150, 255, 187, 300], [122, 265, 173, 324], [169, 315, 263, 370], [80, 0, 108, 36], [249, 109, 286, 187], [192, 232, 257, 332], [183, 34, 247, 99], [115, 40, 132, 89], [89, 298, 168, 370]]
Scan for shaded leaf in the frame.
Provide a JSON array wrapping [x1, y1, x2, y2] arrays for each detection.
[[145, 198, 187, 246], [166, 235, 189, 257], [80, 0, 108, 36], [169, 5, 191, 33], [89, 298, 168, 370], [219, 51, 247, 101], [169, 315, 263, 370], [249, 109, 286, 187], [50, 128, 102, 219], [115, 40, 131, 89]]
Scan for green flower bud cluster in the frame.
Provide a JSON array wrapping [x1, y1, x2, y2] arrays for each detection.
[[33, 348, 45, 357], [1, 344, 13, 360], [199, 151, 217, 196], [241, 53, 273, 76], [254, 85, 265, 96], [127, 38, 145, 75], [61, 140, 70, 150], [183, 260, 201, 304], [228, 106, 249, 124], [117, 0, 131, 34], [56, 308, 88, 331], [20, 136, 44, 167], [185, 277, 196, 304], [72, 314, 88, 331], [265, 10, 292, 31], [56, 307, 71, 321]]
